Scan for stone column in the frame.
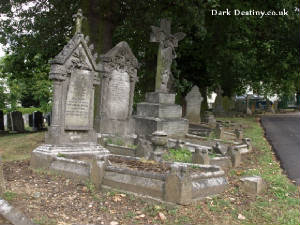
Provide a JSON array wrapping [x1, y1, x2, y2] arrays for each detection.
[[51, 80, 62, 127]]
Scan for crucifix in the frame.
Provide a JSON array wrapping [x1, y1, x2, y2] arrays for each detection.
[[150, 19, 186, 93]]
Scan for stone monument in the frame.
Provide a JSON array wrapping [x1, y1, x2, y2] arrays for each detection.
[[96, 41, 138, 136], [31, 10, 108, 169], [134, 19, 188, 136], [185, 86, 203, 124], [7, 111, 25, 132], [213, 85, 225, 116], [29, 111, 44, 131]]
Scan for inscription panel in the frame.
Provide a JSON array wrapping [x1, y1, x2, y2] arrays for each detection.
[[65, 70, 92, 130], [107, 70, 130, 120]]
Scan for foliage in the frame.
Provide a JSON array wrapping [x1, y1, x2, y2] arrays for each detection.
[[0, 0, 299, 108], [163, 148, 192, 163]]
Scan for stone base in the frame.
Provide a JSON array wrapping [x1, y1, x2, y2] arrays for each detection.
[[30, 144, 109, 179], [99, 118, 135, 136], [134, 92, 188, 137], [145, 92, 175, 104], [134, 116, 188, 137]]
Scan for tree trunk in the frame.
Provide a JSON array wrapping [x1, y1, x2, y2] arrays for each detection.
[[80, 0, 119, 131]]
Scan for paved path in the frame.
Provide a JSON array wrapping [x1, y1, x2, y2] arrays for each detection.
[[261, 113, 300, 184]]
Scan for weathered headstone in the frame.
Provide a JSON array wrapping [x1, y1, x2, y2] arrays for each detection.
[[0, 110, 4, 131], [97, 42, 138, 135], [185, 86, 203, 124], [150, 19, 185, 92], [192, 147, 210, 165], [31, 111, 44, 131], [23, 114, 30, 127], [135, 19, 188, 136], [202, 111, 216, 126], [213, 85, 225, 116], [7, 111, 25, 132], [31, 10, 108, 170]]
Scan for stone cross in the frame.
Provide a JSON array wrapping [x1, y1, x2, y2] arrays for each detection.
[[150, 19, 185, 93], [73, 9, 85, 34]]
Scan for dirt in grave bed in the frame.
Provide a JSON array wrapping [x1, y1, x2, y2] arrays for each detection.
[[107, 156, 171, 173]]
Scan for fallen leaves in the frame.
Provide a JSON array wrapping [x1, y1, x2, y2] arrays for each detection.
[[158, 212, 167, 221]]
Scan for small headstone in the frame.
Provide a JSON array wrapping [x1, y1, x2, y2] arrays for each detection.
[[46, 112, 51, 126], [234, 128, 243, 140], [22, 114, 29, 127], [0, 110, 4, 131], [7, 111, 25, 132], [192, 147, 210, 165], [214, 86, 225, 115], [202, 111, 216, 126], [240, 176, 266, 194], [215, 124, 224, 139], [185, 86, 203, 124], [228, 146, 241, 168], [98, 41, 138, 136], [32, 111, 44, 131]]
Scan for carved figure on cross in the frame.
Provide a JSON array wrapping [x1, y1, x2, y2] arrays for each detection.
[[150, 19, 185, 93]]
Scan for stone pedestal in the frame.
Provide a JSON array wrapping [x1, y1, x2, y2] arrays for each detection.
[[134, 92, 188, 137]]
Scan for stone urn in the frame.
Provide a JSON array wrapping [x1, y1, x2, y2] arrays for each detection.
[[150, 131, 168, 162]]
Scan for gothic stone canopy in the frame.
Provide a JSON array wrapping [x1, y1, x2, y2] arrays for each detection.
[[49, 33, 101, 85], [99, 41, 139, 81]]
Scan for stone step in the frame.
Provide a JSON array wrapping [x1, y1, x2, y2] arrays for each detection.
[[136, 102, 182, 119], [145, 92, 175, 104]]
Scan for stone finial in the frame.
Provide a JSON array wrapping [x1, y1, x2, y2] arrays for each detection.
[[73, 9, 86, 34]]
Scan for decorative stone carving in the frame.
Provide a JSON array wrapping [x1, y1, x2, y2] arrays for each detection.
[[97, 41, 138, 135], [150, 19, 185, 93]]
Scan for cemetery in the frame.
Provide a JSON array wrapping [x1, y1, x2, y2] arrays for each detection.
[[0, 3, 299, 225]]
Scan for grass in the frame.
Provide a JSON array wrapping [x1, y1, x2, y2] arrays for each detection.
[[2, 191, 17, 201], [0, 117, 299, 224], [163, 148, 192, 163], [0, 132, 45, 161]]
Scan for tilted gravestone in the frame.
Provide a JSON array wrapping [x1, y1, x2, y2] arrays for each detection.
[[134, 19, 188, 136], [7, 111, 25, 132], [0, 110, 4, 131], [96, 41, 138, 135], [185, 86, 203, 124]]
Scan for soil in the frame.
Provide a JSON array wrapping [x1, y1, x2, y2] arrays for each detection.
[[108, 156, 171, 173]]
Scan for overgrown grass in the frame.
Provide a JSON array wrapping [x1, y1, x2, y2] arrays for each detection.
[[0, 132, 45, 161], [163, 148, 192, 163]]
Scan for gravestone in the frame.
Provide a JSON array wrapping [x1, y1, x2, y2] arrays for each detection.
[[185, 86, 203, 124], [46, 112, 51, 126], [31, 111, 44, 131], [23, 114, 30, 127], [7, 111, 25, 132], [213, 85, 225, 116], [31, 10, 108, 170], [0, 110, 4, 131], [96, 42, 138, 135], [135, 19, 188, 136]]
